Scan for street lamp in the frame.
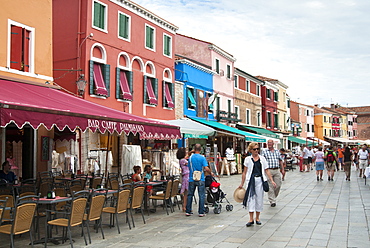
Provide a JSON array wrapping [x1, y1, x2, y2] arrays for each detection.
[[76, 74, 87, 96]]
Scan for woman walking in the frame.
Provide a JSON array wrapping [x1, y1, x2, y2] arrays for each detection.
[[238, 142, 276, 227], [343, 146, 352, 181], [314, 147, 325, 181]]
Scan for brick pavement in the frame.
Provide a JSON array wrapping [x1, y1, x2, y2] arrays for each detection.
[[1, 167, 370, 247]]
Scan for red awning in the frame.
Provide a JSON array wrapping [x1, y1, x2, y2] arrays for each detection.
[[0, 79, 180, 140], [146, 78, 158, 105], [164, 83, 174, 108], [119, 70, 132, 100], [93, 63, 108, 96]]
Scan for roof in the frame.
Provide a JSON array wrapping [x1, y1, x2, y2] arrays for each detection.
[[234, 68, 265, 85], [175, 54, 212, 70], [255, 76, 278, 82], [313, 106, 333, 115], [321, 107, 343, 115], [237, 125, 280, 139], [347, 106, 370, 114]]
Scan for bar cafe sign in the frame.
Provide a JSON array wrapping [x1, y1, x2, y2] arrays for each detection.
[[87, 119, 145, 134]]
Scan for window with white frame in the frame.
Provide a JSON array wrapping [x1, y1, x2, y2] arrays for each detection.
[[267, 112, 272, 127], [246, 80, 250, 92], [89, 44, 109, 97], [163, 81, 174, 108], [115, 67, 132, 101], [215, 58, 220, 74], [118, 12, 130, 41], [93, 0, 107, 32], [144, 75, 158, 105], [163, 34, 172, 57], [234, 75, 238, 88], [9, 21, 33, 72], [256, 85, 260, 96], [246, 108, 250, 125], [266, 88, 271, 99], [226, 64, 231, 79], [187, 87, 196, 109], [257, 111, 261, 126], [145, 24, 155, 50]]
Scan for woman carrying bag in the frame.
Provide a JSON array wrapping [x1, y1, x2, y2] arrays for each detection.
[[238, 142, 276, 227]]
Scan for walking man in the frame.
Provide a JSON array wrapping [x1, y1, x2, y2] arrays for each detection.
[[262, 140, 283, 207], [186, 144, 209, 217], [302, 145, 309, 172], [357, 144, 369, 178]]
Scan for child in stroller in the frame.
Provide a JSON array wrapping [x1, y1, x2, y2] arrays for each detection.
[[204, 177, 233, 214]]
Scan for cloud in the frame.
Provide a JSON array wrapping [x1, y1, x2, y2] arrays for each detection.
[[135, 0, 370, 107]]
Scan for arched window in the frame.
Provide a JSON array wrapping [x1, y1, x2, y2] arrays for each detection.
[[89, 43, 109, 97]]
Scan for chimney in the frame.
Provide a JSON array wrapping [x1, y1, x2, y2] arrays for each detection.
[[330, 103, 335, 109], [314, 104, 319, 107]]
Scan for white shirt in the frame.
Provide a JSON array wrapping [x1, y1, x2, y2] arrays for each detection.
[[302, 147, 309, 159], [358, 149, 369, 160]]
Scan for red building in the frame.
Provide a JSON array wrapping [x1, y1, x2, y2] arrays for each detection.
[[256, 76, 278, 131], [52, 0, 178, 120]]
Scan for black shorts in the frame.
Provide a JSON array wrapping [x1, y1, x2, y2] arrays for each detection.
[[308, 157, 313, 163]]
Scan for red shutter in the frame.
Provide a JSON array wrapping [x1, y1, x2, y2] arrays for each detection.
[[10, 25, 23, 70], [23, 29, 30, 72]]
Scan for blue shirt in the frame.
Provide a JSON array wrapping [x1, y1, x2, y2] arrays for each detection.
[[0, 170, 17, 183], [188, 154, 208, 182]]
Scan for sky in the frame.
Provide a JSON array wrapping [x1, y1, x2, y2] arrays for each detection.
[[134, 0, 370, 107]]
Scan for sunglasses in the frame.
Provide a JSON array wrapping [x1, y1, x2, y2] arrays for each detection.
[[252, 148, 260, 151]]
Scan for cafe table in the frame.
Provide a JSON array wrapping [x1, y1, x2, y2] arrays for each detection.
[[138, 181, 164, 215], [33, 196, 72, 245]]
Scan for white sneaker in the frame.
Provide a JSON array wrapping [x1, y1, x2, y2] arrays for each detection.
[[199, 214, 206, 217]]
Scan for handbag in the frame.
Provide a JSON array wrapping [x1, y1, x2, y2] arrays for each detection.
[[251, 157, 269, 192], [190, 155, 202, 181]]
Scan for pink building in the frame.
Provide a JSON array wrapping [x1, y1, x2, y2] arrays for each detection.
[[175, 34, 238, 123], [53, 0, 178, 120]]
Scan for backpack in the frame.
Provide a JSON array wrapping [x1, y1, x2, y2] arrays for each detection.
[[326, 151, 335, 163]]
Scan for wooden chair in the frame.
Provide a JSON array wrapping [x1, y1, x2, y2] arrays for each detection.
[[45, 195, 88, 247], [128, 186, 146, 227], [0, 194, 39, 248], [69, 180, 83, 194], [75, 174, 88, 189], [0, 197, 8, 223], [91, 176, 103, 189], [0, 193, 14, 221], [102, 188, 131, 234], [150, 180, 173, 215], [83, 189, 107, 244], [19, 184, 37, 197]]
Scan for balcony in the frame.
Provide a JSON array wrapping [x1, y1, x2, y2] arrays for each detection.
[[217, 110, 241, 123]]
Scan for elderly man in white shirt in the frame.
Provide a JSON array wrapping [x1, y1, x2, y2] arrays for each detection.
[[357, 145, 369, 178]]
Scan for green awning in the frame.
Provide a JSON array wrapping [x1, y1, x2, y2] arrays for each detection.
[[190, 117, 266, 143], [238, 125, 280, 139], [187, 88, 196, 108], [288, 136, 307, 144]]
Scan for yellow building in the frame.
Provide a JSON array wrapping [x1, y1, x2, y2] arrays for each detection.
[[314, 106, 332, 140]]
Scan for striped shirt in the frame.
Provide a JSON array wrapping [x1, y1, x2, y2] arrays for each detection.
[[262, 148, 282, 169]]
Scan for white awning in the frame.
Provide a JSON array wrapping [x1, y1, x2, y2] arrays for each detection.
[[162, 118, 215, 138]]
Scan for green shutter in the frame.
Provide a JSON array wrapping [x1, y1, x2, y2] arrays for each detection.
[[275, 92, 278, 101], [116, 67, 120, 99], [164, 36, 170, 56], [153, 78, 158, 99], [126, 70, 133, 95], [146, 26, 152, 48], [143, 75, 147, 104], [93, 2, 101, 28], [119, 14, 129, 39], [103, 64, 110, 97], [89, 60, 94, 95], [99, 4, 105, 29]]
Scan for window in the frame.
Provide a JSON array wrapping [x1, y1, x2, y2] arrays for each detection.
[[306, 110, 309, 116], [163, 81, 174, 108], [274, 91, 279, 101], [324, 116, 327, 122], [257, 111, 261, 127], [267, 112, 271, 127], [187, 87, 196, 109], [235, 106, 240, 120], [312, 124, 314, 133], [144, 76, 158, 105], [246, 109, 250, 125], [306, 124, 310, 132], [10, 24, 31, 72], [163, 34, 172, 57], [234, 75, 238, 88], [246, 80, 250, 92], [115, 68, 132, 101], [145, 24, 155, 50], [353, 130, 356, 137], [266, 89, 271, 99], [226, 64, 231, 79], [215, 58, 220, 74], [324, 129, 327, 136], [329, 129, 332, 136], [89, 60, 109, 97], [118, 12, 130, 40], [256, 85, 260, 96], [274, 113, 279, 128], [287, 100, 290, 108], [93, 0, 107, 31]]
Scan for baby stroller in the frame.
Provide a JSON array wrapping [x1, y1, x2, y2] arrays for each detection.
[[205, 179, 233, 214]]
